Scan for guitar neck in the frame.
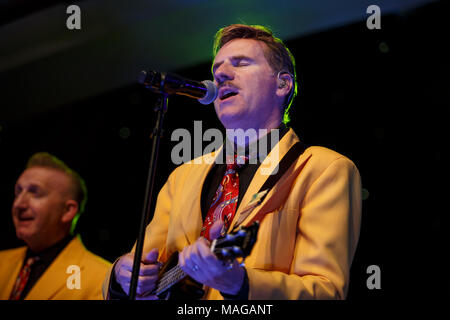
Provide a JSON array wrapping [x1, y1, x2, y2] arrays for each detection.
[[155, 263, 187, 295]]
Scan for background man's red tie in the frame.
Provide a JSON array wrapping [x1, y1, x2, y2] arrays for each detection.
[[9, 256, 38, 300]]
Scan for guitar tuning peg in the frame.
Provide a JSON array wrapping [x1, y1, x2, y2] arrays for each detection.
[[232, 246, 242, 255], [221, 248, 229, 257]]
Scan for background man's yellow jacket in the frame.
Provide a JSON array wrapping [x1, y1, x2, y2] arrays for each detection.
[[104, 129, 362, 299], [0, 235, 111, 300]]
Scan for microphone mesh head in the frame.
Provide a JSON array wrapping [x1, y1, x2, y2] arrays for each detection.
[[198, 80, 218, 105]]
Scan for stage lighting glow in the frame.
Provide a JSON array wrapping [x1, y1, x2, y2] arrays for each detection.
[[379, 42, 389, 53]]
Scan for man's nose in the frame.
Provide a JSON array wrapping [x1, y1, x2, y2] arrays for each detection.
[[214, 62, 234, 85], [13, 193, 28, 210]]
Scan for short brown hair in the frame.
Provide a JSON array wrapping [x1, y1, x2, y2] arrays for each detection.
[[213, 24, 297, 124], [26, 152, 87, 233]]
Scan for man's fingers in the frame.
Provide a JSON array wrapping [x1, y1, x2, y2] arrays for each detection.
[[142, 248, 159, 264], [116, 251, 161, 296], [209, 220, 224, 240], [116, 253, 134, 272], [197, 238, 217, 264], [119, 271, 158, 296], [136, 275, 158, 295], [139, 263, 160, 276], [179, 239, 215, 277], [119, 251, 160, 275], [179, 244, 197, 272], [117, 266, 131, 279]]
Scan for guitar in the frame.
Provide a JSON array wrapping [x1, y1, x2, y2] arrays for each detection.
[[152, 222, 259, 300]]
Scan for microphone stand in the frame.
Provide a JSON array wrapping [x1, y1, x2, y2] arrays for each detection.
[[128, 86, 169, 300]]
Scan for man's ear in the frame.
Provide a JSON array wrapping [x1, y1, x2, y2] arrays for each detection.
[[276, 72, 293, 99], [61, 200, 79, 224]]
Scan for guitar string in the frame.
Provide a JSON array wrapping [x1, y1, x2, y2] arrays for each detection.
[[157, 264, 185, 292], [158, 272, 182, 293]]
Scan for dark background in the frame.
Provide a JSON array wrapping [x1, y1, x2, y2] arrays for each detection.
[[0, 0, 446, 301]]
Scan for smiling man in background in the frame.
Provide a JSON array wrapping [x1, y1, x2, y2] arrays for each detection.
[[0, 152, 110, 300]]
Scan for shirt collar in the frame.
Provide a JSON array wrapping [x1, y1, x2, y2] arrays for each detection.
[[26, 235, 74, 264], [222, 124, 289, 165]]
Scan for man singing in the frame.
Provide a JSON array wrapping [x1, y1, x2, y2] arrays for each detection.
[[104, 24, 362, 300]]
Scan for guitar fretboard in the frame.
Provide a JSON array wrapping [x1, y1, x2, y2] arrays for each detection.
[[155, 264, 187, 295]]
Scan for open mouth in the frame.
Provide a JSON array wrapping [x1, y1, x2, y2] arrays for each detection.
[[219, 88, 239, 101], [18, 214, 34, 222]]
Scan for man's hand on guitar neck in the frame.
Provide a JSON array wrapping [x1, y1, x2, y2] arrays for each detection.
[[178, 221, 245, 296], [114, 248, 161, 299]]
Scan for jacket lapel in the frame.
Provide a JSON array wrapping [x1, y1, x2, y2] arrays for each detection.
[[25, 237, 85, 300], [229, 129, 310, 230], [0, 247, 26, 299], [180, 147, 223, 245]]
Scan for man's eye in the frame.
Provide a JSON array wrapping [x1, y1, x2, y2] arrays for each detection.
[[28, 186, 41, 196], [237, 61, 250, 67]]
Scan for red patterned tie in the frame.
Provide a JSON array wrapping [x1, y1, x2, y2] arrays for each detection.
[[9, 256, 38, 300], [201, 155, 248, 241]]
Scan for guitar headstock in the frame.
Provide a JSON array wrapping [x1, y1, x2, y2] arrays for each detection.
[[211, 221, 259, 261]]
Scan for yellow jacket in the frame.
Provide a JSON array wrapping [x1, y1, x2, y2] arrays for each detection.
[[103, 128, 362, 299], [0, 235, 111, 300]]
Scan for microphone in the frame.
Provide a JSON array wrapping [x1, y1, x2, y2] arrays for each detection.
[[138, 70, 218, 105]]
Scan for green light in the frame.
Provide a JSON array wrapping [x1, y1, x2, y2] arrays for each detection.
[[119, 127, 131, 139], [362, 188, 370, 200], [379, 42, 389, 53], [70, 214, 80, 235]]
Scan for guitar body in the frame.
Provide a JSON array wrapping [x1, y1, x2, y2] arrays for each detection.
[[157, 252, 204, 300]]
